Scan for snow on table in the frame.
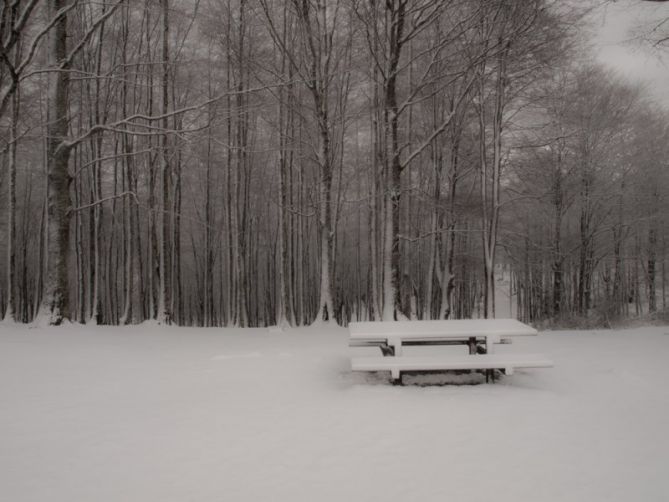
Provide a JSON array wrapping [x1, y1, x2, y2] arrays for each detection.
[[0, 323, 668, 502], [348, 318, 538, 339]]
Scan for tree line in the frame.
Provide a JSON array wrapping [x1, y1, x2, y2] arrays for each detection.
[[0, 0, 667, 327]]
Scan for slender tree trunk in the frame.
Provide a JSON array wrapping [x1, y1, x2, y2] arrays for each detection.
[[4, 83, 18, 321], [439, 127, 460, 320], [552, 150, 564, 316], [380, 1, 406, 321], [647, 217, 657, 313], [157, 0, 171, 324], [480, 40, 509, 319], [42, 0, 74, 325], [277, 9, 295, 326], [204, 77, 213, 327]]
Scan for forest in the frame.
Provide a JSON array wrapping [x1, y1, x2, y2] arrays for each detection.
[[1, 0, 668, 327]]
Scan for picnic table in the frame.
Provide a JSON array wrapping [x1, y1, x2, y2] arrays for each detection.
[[349, 319, 552, 383]]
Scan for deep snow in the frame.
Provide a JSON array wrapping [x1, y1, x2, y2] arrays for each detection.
[[1, 323, 668, 501]]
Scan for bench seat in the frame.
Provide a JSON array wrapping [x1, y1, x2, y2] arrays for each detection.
[[351, 353, 553, 381]]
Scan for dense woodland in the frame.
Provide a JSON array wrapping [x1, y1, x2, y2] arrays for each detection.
[[1, 0, 668, 327]]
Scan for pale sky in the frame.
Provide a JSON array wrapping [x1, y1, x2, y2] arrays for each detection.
[[591, 0, 669, 105]]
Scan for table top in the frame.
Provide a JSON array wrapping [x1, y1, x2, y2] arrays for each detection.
[[348, 319, 537, 340]]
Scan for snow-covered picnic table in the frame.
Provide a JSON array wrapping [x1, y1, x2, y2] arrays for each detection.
[[349, 319, 553, 383]]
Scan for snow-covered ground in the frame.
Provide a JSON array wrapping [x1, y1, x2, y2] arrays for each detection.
[[1, 323, 668, 502]]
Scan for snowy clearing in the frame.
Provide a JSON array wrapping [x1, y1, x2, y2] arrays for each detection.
[[1, 323, 668, 502]]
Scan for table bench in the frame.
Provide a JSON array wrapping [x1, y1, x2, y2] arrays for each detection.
[[349, 319, 552, 383]]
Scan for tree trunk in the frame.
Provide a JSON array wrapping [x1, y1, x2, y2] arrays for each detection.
[[4, 82, 18, 321], [156, 0, 171, 324], [647, 222, 657, 313], [41, 0, 73, 325]]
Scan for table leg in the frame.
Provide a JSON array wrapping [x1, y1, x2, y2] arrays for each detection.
[[388, 338, 402, 356], [391, 368, 401, 382]]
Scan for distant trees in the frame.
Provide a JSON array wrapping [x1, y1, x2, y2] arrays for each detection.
[[505, 63, 669, 324], [626, 0, 669, 48], [259, 0, 354, 324], [472, 0, 566, 318], [1, 0, 668, 326]]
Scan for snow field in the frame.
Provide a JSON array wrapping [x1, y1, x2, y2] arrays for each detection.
[[1, 323, 668, 502]]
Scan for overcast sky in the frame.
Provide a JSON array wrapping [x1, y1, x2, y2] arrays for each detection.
[[591, 1, 669, 104]]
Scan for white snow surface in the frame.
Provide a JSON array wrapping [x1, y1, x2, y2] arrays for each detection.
[[1, 323, 668, 502]]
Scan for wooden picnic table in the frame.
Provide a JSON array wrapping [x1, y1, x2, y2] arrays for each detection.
[[349, 318, 538, 355], [349, 319, 551, 383]]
